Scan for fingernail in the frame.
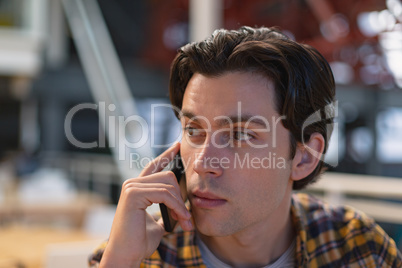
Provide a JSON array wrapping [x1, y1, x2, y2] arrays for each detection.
[[187, 220, 193, 229], [185, 210, 191, 218]]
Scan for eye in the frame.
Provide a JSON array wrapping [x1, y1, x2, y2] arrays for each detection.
[[184, 126, 205, 137], [233, 130, 254, 141]]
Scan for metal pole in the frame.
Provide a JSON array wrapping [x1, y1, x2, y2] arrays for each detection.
[[189, 0, 223, 42], [61, 0, 154, 180]]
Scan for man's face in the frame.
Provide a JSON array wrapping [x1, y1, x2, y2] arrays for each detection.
[[180, 71, 294, 237]]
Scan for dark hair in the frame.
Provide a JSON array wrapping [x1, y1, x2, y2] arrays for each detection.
[[169, 26, 335, 190]]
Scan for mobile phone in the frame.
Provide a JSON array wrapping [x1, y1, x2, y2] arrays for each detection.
[[159, 151, 187, 232]]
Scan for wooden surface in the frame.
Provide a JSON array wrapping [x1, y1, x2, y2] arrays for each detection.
[[0, 191, 109, 268], [0, 225, 101, 268], [0, 192, 107, 227]]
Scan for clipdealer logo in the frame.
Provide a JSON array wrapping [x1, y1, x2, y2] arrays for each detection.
[[64, 101, 338, 167], [129, 152, 287, 171], [301, 101, 338, 167]]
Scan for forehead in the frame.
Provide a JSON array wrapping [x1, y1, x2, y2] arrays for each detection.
[[181, 71, 279, 121]]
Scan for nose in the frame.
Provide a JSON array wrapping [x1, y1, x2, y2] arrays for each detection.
[[192, 138, 224, 178]]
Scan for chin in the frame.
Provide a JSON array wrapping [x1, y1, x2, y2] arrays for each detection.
[[196, 225, 232, 237], [194, 216, 240, 237]]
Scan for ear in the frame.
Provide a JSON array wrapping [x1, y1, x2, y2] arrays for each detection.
[[291, 133, 325, 182]]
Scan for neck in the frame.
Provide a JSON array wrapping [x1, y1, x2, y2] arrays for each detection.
[[198, 190, 295, 267]]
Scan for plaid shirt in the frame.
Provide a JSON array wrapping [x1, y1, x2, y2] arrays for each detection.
[[89, 193, 402, 267]]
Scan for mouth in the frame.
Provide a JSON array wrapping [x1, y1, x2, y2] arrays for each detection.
[[191, 190, 227, 209]]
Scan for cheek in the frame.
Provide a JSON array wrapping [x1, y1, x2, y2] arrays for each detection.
[[273, 126, 292, 158], [180, 140, 200, 183], [180, 139, 193, 170], [233, 154, 291, 206]]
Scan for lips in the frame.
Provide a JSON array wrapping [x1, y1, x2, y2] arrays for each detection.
[[191, 190, 227, 209]]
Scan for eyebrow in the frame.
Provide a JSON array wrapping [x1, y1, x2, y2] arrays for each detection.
[[181, 110, 268, 128]]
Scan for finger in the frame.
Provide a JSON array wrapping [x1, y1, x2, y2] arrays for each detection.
[[170, 210, 178, 221], [146, 213, 165, 236], [156, 210, 193, 233], [140, 142, 180, 176], [177, 217, 193, 231], [125, 181, 183, 205], [156, 217, 172, 236], [125, 187, 190, 220], [124, 171, 182, 196]]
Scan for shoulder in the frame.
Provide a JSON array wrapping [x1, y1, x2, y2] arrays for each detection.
[[292, 193, 402, 267], [292, 192, 375, 228]]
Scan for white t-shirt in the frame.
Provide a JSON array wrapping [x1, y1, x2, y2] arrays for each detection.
[[196, 235, 296, 268]]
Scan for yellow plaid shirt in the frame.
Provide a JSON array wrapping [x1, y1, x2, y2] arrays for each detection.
[[89, 193, 402, 267]]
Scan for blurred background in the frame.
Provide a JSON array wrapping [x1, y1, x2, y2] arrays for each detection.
[[0, 0, 401, 267]]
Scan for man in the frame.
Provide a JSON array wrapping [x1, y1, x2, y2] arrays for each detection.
[[91, 26, 402, 267]]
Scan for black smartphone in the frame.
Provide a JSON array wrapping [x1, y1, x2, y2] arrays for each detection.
[[159, 151, 186, 232]]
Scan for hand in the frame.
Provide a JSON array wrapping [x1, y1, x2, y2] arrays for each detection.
[[100, 142, 192, 267]]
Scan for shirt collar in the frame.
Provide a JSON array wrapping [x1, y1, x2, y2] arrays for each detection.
[[290, 193, 310, 267]]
